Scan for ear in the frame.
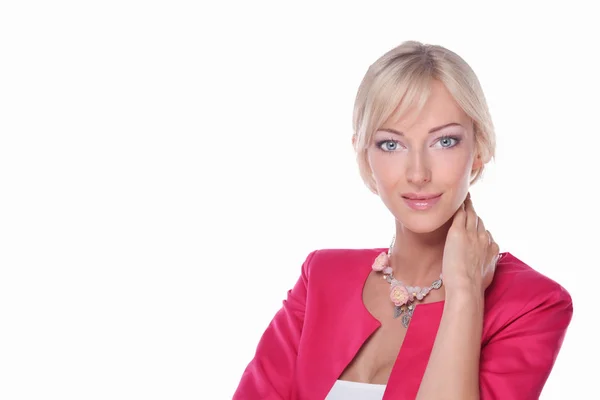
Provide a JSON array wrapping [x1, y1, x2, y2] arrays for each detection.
[[471, 153, 483, 173], [352, 134, 357, 148]]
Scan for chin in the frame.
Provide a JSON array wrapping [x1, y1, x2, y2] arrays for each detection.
[[394, 207, 456, 234], [399, 216, 446, 234]]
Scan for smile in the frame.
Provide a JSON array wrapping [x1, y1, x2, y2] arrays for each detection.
[[401, 194, 442, 211]]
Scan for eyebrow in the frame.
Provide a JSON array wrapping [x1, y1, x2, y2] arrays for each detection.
[[378, 122, 464, 136]]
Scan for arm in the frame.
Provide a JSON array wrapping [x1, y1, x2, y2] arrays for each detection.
[[416, 194, 495, 399], [416, 287, 485, 399], [417, 283, 573, 400], [232, 250, 316, 400], [479, 286, 572, 399]]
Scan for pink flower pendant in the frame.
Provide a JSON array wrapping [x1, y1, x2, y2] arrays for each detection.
[[390, 284, 410, 307], [371, 252, 389, 272]]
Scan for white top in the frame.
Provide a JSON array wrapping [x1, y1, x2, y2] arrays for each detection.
[[325, 379, 386, 400]]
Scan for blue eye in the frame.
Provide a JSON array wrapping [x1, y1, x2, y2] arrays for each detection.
[[377, 140, 402, 152], [435, 136, 460, 148]]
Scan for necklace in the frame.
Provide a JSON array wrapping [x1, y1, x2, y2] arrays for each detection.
[[371, 237, 443, 328]]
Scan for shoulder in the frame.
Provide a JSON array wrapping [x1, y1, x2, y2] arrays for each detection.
[[301, 247, 383, 282], [490, 252, 572, 304], [306, 247, 384, 267], [484, 252, 573, 337]]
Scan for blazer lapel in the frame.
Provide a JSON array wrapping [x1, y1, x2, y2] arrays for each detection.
[[383, 301, 444, 399], [296, 249, 381, 399]]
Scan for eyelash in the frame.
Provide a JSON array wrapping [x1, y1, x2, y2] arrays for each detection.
[[436, 135, 462, 148], [375, 135, 462, 152]]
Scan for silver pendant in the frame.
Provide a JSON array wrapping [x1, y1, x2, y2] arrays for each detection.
[[394, 306, 404, 319], [401, 307, 414, 328]]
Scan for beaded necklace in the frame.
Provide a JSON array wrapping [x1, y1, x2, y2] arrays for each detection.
[[371, 237, 443, 328]]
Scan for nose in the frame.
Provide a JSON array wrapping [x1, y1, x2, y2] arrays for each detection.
[[405, 151, 431, 186]]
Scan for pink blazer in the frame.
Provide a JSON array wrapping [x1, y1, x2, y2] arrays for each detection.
[[234, 248, 573, 399]]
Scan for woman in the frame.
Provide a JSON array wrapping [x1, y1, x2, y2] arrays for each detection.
[[233, 41, 573, 399]]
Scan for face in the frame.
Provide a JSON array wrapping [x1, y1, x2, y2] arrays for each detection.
[[366, 80, 481, 234]]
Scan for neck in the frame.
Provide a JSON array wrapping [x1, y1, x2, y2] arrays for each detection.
[[389, 218, 452, 285]]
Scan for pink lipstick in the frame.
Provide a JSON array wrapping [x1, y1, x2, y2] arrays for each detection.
[[401, 193, 442, 211]]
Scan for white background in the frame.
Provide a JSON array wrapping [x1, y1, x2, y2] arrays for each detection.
[[1, 1, 598, 399]]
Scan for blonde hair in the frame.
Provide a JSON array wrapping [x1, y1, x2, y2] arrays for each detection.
[[352, 41, 496, 194]]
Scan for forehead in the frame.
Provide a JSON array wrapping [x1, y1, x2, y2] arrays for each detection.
[[383, 80, 471, 132]]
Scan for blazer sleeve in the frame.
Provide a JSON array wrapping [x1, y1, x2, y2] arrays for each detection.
[[479, 285, 573, 400], [232, 250, 317, 400]]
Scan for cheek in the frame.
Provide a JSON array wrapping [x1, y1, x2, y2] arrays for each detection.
[[436, 151, 474, 205], [436, 151, 473, 182], [368, 152, 402, 187], [434, 138, 477, 175]]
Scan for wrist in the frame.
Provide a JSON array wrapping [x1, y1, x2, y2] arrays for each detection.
[[444, 284, 485, 309], [445, 275, 485, 296]]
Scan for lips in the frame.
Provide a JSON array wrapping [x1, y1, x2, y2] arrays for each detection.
[[401, 193, 442, 211], [401, 193, 442, 200]]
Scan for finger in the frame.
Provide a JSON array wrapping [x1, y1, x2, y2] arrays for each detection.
[[477, 217, 486, 234], [487, 230, 495, 245], [492, 241, 500, 258], [490, 241, 500, 272], [487, 232, 500, 264], [452, 201, 467, 229], [483, 236, 500, 288], [489, 234, 500, 256], [464, 194, 477, 231]]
